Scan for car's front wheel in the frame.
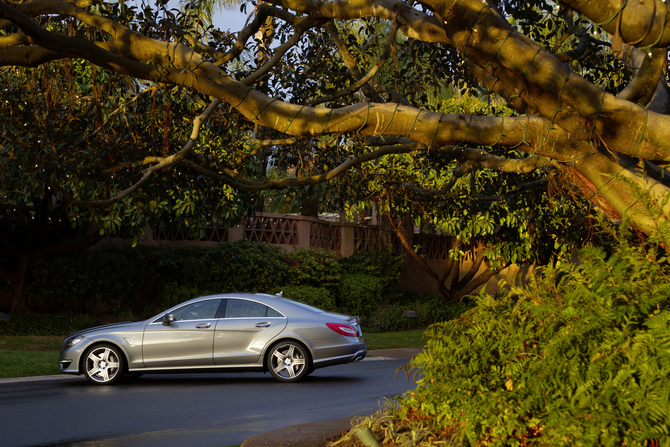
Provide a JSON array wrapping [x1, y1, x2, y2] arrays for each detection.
[[267, 341, 310, 382], [82, 343, 125, 385]]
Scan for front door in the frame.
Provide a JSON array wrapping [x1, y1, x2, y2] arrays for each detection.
[[143, 299, 222, 368]]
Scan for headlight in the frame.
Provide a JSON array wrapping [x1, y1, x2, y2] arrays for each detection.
[[67, 336, 84, 348]]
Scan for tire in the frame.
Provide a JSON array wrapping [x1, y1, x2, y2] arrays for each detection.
[[82, 343, 125, 385], [267, 341, 311, 382]]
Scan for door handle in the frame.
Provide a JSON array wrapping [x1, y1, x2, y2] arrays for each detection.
[[255, 322, 271, 328], [195, 323, 211, 328]]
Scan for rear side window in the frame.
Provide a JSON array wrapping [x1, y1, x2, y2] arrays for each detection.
[[226, 299, 284, 318]]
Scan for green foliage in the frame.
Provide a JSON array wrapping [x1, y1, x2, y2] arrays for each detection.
[[273, 285, 336, 311], [24, 240, 401, 318], [363, 292, 476, 332], [390, 291, 476, 326], [0, 314, 96, 336], [338, 273, 383, 317], [362, 303, 407, 333], [26, 241, 290, 312], [339, 248, 404, 295], [28, 247, 135, 308], [400, 240, 670, 446], [161, 283, 213, 309], [150, 241, 290, 294], [285, 249, 341, 289]]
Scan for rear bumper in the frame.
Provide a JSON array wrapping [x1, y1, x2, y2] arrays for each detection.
[[313, 348, 367, 369]]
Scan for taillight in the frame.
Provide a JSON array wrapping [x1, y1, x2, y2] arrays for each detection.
[[326, 323, 358, 337]]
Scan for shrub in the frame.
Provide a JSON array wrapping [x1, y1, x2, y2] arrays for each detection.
[[149, 240, 290, 294], [0, 314, 96, 336], [339, 248, 404, 295], [361, 304, 407, 332], [390, 291, 476, 326], [401, 240, 670, 446], [28, 246, 135, 308], [161, 283, 213, 309], [274, 285, 336, 311], [284, 249, 341, 290], [338, 273, 383, 317]]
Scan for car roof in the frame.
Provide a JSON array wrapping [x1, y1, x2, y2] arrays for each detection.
[[187, 292, 279, 302]]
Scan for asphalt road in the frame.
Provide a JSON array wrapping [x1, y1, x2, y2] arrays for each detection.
[[0, 359, 417, 447]]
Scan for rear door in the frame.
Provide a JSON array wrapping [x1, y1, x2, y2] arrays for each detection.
[[213, 298, 287, 365], [142, 299, 223, 368]]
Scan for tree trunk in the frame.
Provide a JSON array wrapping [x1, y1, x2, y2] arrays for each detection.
[[8, 254, 37, 315]]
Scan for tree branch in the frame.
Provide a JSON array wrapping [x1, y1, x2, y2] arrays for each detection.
[[308, 20, 398, 106], [59, 99, 222, 207]]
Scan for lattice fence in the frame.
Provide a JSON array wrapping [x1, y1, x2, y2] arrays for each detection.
[[353, 226, 379, 252], [244, 215, 299, 245], [353, 226, 403, 255], [413, 234, 476, 260], [153, 226, 228, 242], [310, 221, 341, 251]]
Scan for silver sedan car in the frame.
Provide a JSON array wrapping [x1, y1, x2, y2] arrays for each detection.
[[59, 293, 367, 384]]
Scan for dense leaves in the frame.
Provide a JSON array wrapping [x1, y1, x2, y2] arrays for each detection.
[[400, 238, 670, 446], [25, 241, 404, 320]]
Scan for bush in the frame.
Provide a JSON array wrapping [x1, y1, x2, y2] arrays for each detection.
[[0, 314, 96, 336], [274, 285, 336, 311], [390, 291, 476, 326], [361, 304, 407, 332], [339, 248, 404, 295], [24, 241, 291, 313], [148, 240, 290, 294], [401, 241, 670, 446], [285, 249, 341, 289], [338, 273, 383, 317], [161, 283, 213, 309], [28, 246, 135, 308]]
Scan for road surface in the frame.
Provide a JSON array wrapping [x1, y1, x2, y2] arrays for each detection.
[[0, 359, 417, 447]]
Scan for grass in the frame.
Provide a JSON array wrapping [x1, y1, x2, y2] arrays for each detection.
[[0, 351, 60, 378], [0, 335, 62, 351], [0, 329, 429, 379], [0, 335, 63, 378], [363, 328, 428, 350]]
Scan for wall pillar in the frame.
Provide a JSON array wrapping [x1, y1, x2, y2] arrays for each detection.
[[298, 219, 311, 249], [340, 225, 354, 258], [228, 224, 245, 243]]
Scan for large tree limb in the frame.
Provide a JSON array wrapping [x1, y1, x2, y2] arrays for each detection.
[[559, 0, 670, 49]]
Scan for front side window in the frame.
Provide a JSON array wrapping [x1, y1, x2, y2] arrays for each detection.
[[172, 300, 221, 321], [226, 299, 284, 318]]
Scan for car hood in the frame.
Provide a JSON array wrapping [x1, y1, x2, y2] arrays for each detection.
[[66, 321, 144, 338]]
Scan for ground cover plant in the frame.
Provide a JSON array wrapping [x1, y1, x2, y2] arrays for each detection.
[[338, 231, 670, 446]]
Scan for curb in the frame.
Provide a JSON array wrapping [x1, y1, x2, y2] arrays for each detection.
[[0, 374, 81, 384]]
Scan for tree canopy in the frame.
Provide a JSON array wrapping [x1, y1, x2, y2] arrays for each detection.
[[1, 0, 669, 249]]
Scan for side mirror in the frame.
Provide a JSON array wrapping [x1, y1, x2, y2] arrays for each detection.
[[162, 314, 175, 326]]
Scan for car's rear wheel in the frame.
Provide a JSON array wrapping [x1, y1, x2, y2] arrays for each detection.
[[82, 343, 125, 385], [267, 341, 310, 382]]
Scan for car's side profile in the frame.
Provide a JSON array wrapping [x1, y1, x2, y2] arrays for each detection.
[[59, 293, 367, 384]]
